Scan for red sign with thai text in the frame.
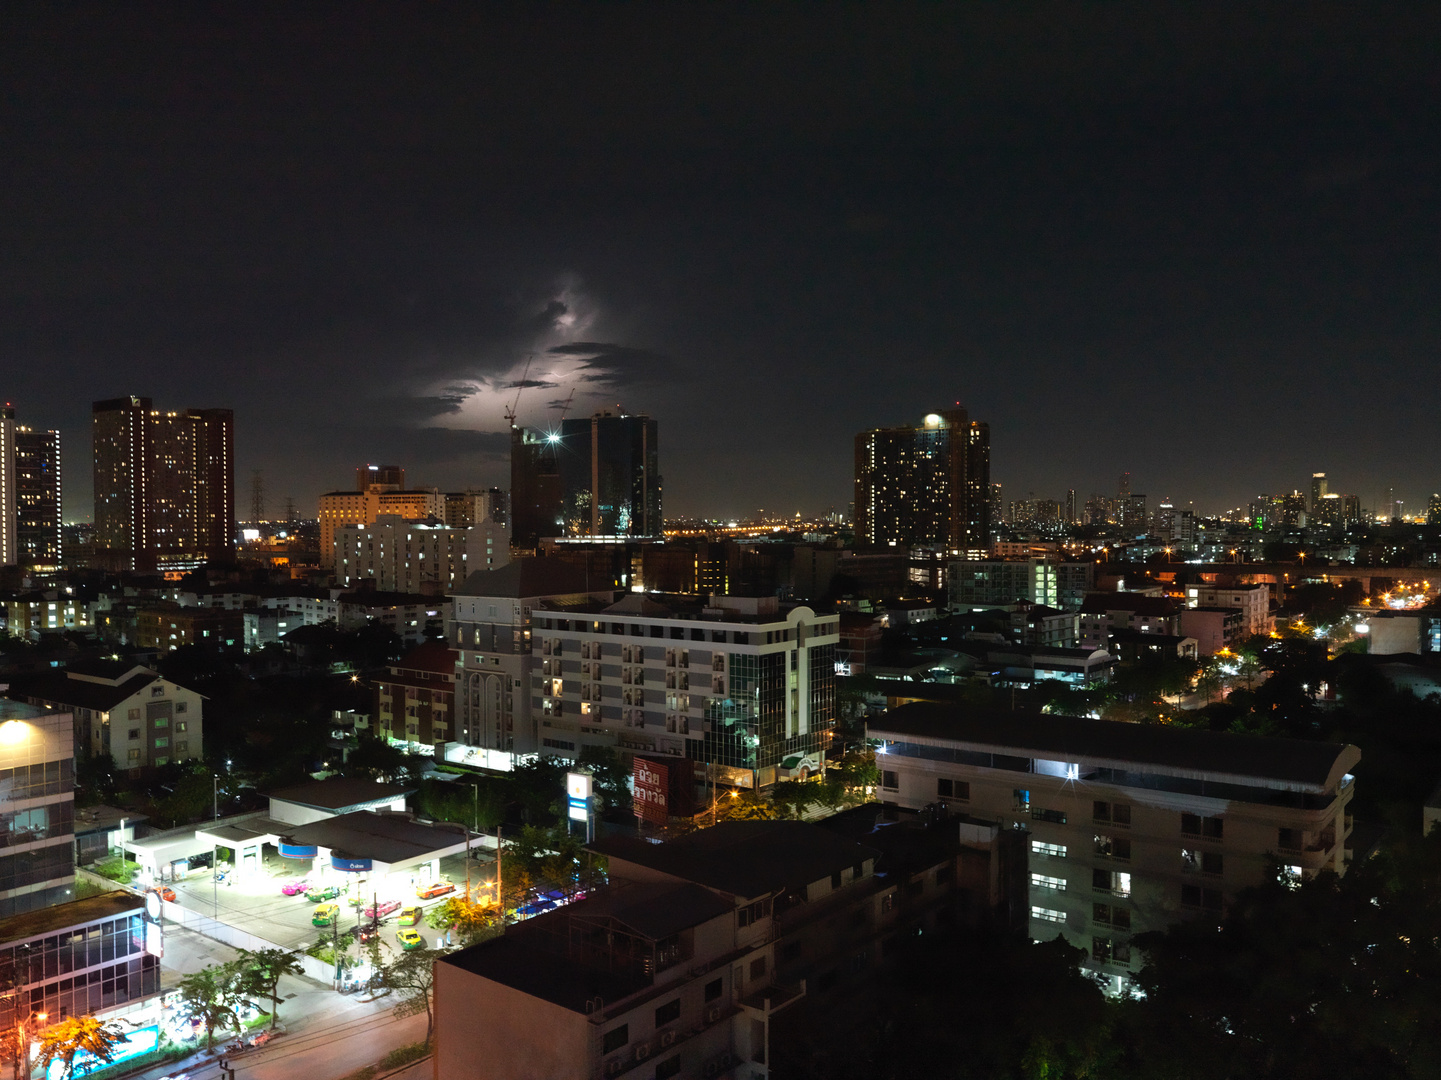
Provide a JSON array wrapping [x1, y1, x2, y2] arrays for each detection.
[[633, 757, 670, 825]]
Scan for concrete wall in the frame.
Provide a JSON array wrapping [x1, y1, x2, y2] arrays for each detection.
[[159, 900, 334, 984], [433, 962, 591, 1080]]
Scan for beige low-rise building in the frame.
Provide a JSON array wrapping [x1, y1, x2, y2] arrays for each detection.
[[869, 702, 1359, 991]]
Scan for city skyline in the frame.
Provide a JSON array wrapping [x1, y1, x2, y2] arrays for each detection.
[[4, 6, 1440, 521]]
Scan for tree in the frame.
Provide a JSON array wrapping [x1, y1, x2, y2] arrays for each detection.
[[175, 965, 235, 1050], [35, 1017, 130, 1080], [379, 947, 437, 1046], [424, 895, 500, 946], [577, 745, 632, 815], [1126, 830, 1441, 1079], [236, 947, 304, 1029], [718, 791, 778, 822], [508, 755, 569, 824]]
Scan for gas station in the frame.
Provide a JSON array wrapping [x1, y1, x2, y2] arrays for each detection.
[[120, 778, 484, 956]]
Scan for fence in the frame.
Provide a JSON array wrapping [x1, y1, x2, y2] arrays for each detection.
[[159, 900, 336, 984]]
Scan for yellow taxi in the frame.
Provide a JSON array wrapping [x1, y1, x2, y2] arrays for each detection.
[[312, 903, 340, 927], [396, 928, 424, 950]]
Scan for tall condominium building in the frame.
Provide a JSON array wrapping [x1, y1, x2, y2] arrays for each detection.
[[0, 406, 14, 567], [92, 397, 234, 572], [558, 409, 662, 539], [16, 426, 62, 571], [854, 407, 990, 557], [1310, 472, 1328, 513], [870, 703, 1360, 991]]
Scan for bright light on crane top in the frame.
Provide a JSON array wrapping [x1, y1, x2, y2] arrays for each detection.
[[546, 432, 560, 443], [923, 413, 943, 428]]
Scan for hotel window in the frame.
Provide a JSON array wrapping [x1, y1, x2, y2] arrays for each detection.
[[937, 778, 969, 800], [1030, 874, 1066, 892], [881, 771, 898, 791], [1031, 841, 1066, 858], [1093, 801, 1130, 826], [1030, 906, 1066, 924]]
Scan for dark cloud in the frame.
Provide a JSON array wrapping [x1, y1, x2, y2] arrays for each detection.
[[366, 393, 472, 423], [502, 379, 559, 390], [546, 342, 684, 387], [519, 300, 569, 334]]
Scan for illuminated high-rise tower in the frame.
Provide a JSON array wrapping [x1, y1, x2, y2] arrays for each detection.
[[854, 407, 991, 556], [15, 425, 62, 570], [0, 404, 15, 567], [92, 397, 234, 572]]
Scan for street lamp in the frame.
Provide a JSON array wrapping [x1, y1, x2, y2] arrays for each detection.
[[16, 1011, 46, 1080]]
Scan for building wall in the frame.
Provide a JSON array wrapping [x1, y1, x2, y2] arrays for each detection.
[[336, 517, 509, 592], [432, 963, 593, 1080], [0, 704, 76, 917], [530, 603, 839, 787], [0, 902, 160, 1027], [873, 738, 1353, 984], [1184, 584, 1272, 637]]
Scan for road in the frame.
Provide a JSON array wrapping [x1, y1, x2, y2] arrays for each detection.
[[130, 926, 432, 1080]]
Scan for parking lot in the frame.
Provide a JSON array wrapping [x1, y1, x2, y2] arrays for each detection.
[[165, 844, 496, 959]]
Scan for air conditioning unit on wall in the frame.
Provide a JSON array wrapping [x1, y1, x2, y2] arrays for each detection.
[[660, 1030, 677, 1047]]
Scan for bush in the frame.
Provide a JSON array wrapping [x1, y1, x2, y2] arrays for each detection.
[[379, 1041, 430, 1069]]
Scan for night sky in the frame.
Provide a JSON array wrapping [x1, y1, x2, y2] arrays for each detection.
[[4, 4, 1439, 522]]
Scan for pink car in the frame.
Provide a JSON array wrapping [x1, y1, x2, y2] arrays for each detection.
[[281, 880, 311, 896], [363, 899, 401, 920]]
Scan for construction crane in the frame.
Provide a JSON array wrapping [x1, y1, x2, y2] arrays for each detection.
[[554, 386, 576, 425], [503, 353, 535, 429]]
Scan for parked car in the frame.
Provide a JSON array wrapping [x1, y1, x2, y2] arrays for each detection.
[[281, 880, 310, 896], [396, 928, 424, 950], [398, 906, 422, 926], [157, 887, 177, 903], [312, 903, 340, 927], [306, 885, 342, 903], [363, 898, 401, 920], [416, 880, 455, 900]]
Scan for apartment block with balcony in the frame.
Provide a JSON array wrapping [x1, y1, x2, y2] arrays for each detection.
[[434, 820, 975, 1080], [374, 641, 457, 748], [336, 515, 509, 593], [11, 661, 203, 776], [868, 702, 1359, 990], [530, 593, 838, 790], [1183, 582, 1274, 638], [449, 558, 615, 757], [1078, 592, 1181, 651]]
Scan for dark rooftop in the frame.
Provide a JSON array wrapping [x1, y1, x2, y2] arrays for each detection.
[[10, 670, 159, 712], [451, 557, 600, 600], [590, 820, 881, 899], [267, 777, 414, 811], [1080, 592, 1178, 617], [440, 926, 650, 1014], [282, 810, 467, 865], [871, 701, 1359, 792], [0, 892, 143, 946]]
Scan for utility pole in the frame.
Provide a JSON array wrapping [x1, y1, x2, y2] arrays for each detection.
[[250, 470, 265, 522]]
